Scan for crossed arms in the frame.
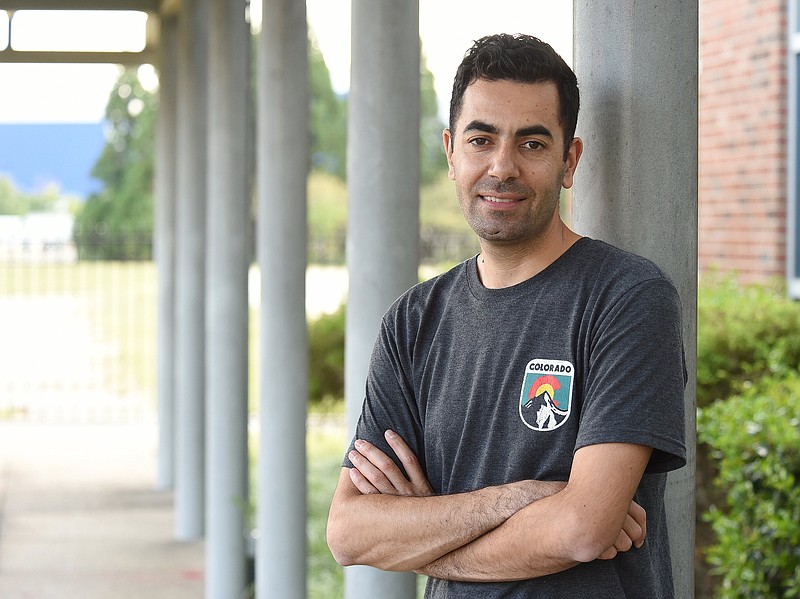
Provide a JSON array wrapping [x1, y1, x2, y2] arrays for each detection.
[[326, 429, 652, 582]]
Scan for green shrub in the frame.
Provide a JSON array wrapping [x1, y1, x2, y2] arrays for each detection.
[[308, 170, 348, 264], [308, 170, 479, 266], [307, 423, 347, 598], [698, 375, 800, 598], [697, 277, 800, 408], [308, 306, 345, 406]]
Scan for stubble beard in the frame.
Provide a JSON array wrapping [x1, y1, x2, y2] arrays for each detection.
[[459, 179, 563, 247]]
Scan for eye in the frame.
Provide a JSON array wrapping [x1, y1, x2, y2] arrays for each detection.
[[468, 137, 491, 147], [522, 140, 544, 150]]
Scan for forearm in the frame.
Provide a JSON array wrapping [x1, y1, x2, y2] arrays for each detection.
[[419, 443, 653, 582], [327, 470, 563, 571], [418, 493, 578, 581]]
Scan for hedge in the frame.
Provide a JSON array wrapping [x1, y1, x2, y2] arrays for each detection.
[[697, 277, 800, 408], [698, 375, 800, 598], [308, 306, 345, 406], [307, 276, 800, 597]]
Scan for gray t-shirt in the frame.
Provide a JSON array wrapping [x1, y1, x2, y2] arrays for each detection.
[[346, 238, 687, 598]]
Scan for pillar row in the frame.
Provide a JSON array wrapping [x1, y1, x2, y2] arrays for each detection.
[[572, 3, 698, 597], [344, 1, 421, 598]]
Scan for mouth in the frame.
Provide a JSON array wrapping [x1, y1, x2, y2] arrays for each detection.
[[480, 195, 523, 204], [478, 194, 527, 211]]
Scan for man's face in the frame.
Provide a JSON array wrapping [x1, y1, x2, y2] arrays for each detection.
[[444, 79, 581, 248]]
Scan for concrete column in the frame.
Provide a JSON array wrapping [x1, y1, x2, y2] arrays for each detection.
[[174, 0, 209, 540], [344, 1, 420, 597], [206, 0, 251, 597], [155, 13, 178, 491], [572, 3, 698, 598], [255, 1, 308, 598]]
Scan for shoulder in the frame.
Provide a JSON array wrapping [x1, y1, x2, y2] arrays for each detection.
[[570, 238, 679, 304], [375, 259, 474, 355], [574, 238, 668, 281], [383, 258, 472, 323]]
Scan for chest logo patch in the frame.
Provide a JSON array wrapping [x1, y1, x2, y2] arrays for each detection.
[[519, 359, 575, 431]]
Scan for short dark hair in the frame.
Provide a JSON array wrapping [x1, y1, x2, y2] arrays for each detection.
[[449, 33, 579, 159]]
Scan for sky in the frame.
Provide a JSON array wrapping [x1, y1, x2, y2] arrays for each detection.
[[0, 1, 572, 124]]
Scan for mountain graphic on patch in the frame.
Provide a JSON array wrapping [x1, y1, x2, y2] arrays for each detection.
[[519, 360, 574, 431]]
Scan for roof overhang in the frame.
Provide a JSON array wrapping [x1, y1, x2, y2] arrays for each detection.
[[0, 0, 173, 64], [0, 1, 161, 10]]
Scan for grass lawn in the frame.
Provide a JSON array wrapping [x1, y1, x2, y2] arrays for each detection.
[[305, 417, 427, 598], [0, 260, 157, 404], [307, 417, 347, 597], [1, 259, 335, 571], [1, 259, 425, 596]]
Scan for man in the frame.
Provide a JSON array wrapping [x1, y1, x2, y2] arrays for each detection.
[[327, 33, 686, 598]]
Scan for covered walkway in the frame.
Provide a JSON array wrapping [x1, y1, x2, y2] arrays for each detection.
[[0, 421, 204, 598], [0, 1, 698, 598]]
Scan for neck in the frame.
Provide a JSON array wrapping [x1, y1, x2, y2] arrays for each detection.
[[476, 223, 581, 289]]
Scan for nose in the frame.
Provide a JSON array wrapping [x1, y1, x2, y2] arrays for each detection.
[[487, 142, 520, 181]]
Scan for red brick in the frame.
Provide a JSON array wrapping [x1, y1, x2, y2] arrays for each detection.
[[699, 0, 788, 283]]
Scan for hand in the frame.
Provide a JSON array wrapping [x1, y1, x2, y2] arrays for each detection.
[[348, 429, 433, 497], [597, 500, 647, 559]]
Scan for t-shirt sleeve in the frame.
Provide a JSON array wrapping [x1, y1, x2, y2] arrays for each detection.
[[342, 312, 426, 478], [575, 276, 687, 473]]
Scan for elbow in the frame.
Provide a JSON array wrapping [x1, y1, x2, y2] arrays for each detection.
[[561, 509, 620, 563], [326, 513, 357, 567], [568, 537, 608, 564], [326, 521, 410, 570], [328, 541, 357, 568], [326, 513, 417, 571], [326, 533, 352, 567], [326, 492, 423, 572]]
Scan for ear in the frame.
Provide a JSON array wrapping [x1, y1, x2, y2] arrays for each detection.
[[443, 129, 456, 181], [561, 137, 583, 189]]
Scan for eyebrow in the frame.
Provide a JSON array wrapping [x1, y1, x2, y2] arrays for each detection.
[[463, 120, 554, 139]]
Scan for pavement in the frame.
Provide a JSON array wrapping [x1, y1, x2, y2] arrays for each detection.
[[0, 420, 205, 598], [0, 265, 352, 598]]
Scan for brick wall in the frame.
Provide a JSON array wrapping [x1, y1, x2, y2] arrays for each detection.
[[699, 0, 788, 284]]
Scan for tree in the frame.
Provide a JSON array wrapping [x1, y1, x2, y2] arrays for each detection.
[[74, 68, 157, 260], [309, 34, 347, 179], [74, 36, 447, 261], [307, 32, 447, 184], [420, 53, 448, 185], [0, 176, 62, 215]]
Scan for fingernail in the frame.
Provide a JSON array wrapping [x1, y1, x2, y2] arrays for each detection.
[[349, 450, 357, 460], [385, 430, 396, 439], [354, 439, 364, 449]]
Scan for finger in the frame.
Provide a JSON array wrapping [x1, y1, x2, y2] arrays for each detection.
[[348, 467, 380, 495], [384, 430, 433, 495], [598, 545, 618, 560], [627, 500, 647, 548], [352, 440, 411, 494], [621, 512, 644, 549], [612, 526, 633, 553], [348, 447, 397, 494]]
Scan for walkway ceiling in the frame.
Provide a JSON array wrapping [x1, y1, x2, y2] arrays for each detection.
[[0, 0, 171, 65]]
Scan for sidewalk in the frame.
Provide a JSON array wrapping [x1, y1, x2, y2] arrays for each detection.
[[0, 421, 204, 598]]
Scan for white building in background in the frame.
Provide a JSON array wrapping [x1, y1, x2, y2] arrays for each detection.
[[0, 212, 76, 262]]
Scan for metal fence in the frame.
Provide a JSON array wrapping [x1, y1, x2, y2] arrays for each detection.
[[0, 226, 476, 424], [310, 229, 478, 266], [0, 236, 156, 424]]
